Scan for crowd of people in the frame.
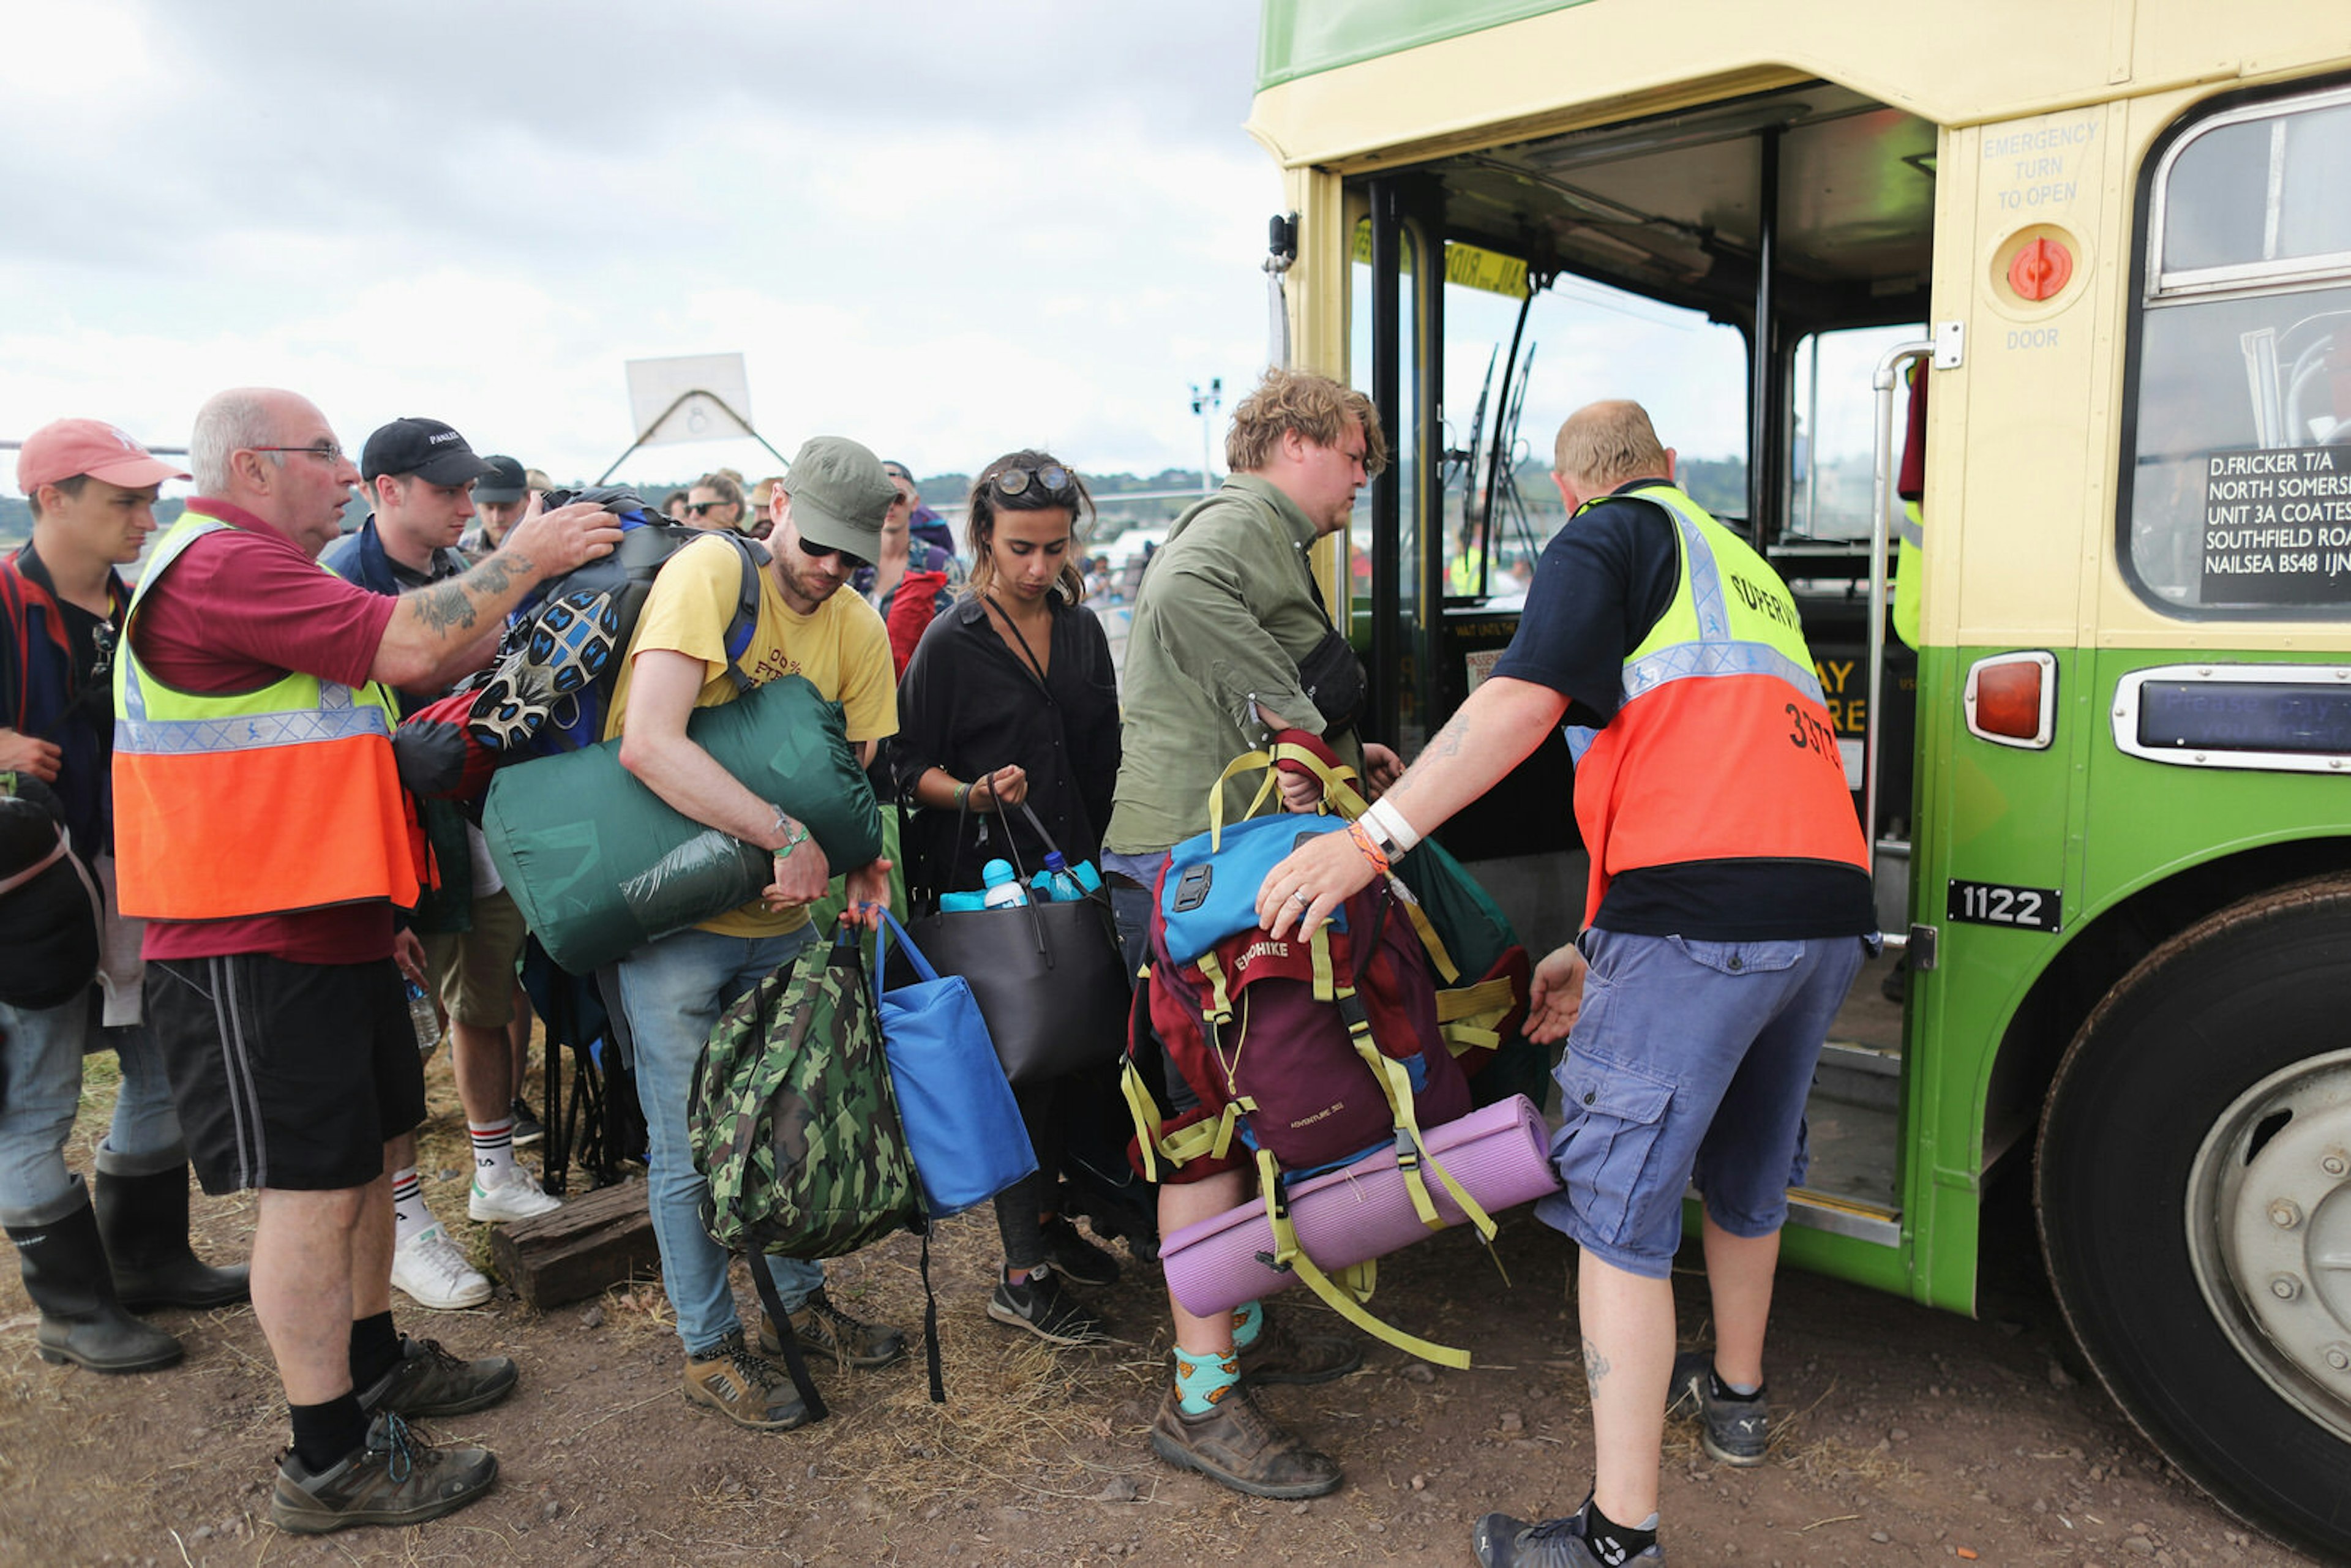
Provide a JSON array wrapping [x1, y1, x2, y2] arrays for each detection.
[[0, 370, 1872, 1565]]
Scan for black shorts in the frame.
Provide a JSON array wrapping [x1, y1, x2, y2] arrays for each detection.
[[146, 955, 427, 1195]]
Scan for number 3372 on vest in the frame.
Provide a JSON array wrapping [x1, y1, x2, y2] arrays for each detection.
[[1946, 879, 2061, 932]]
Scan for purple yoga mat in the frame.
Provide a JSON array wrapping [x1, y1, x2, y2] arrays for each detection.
[[1159, 1094, 1562, 1317]]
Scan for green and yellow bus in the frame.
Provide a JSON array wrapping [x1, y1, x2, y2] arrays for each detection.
[[1247, 2, 2351, 1554]]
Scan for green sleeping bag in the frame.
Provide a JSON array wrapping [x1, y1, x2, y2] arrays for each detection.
[[483, 673, 881, 973]]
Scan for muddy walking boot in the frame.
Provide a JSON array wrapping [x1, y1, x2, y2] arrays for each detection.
[[92, 1157, 249, 1312], [5, 1179, 182, 1372], [1148, 1381, 1343, 1499]]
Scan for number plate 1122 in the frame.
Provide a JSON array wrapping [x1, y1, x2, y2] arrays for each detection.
[[1947, 879, 2061, 932]]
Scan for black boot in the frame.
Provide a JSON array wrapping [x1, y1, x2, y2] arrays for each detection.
[[92, 1163, 249, 1311], [6, 1184, 183, 1373]]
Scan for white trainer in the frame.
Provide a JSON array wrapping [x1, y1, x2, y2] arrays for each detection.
[[391, 1223, 492, 1310], [468, 1163, 561, 1223]]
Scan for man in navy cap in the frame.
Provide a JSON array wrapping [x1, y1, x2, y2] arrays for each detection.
[[460, 456, 530, 560], [324, 419, 560, 1321]]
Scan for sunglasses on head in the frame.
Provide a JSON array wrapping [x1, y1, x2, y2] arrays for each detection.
[[989, 463, 1074, 500], [796, 535, 871, 571]]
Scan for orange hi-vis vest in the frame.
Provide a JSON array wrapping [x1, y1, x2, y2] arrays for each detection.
[[1564, 482, 1868, 922], [111, 514, 419, 921]]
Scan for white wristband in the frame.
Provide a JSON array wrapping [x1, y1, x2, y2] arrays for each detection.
[[1360, 797, 1420, 855]]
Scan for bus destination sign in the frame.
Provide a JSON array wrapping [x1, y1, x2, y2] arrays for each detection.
[[2199, 446, 2351, 606]]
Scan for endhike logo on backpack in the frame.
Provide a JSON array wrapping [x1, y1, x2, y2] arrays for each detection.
[[468, 487, 767, 757]]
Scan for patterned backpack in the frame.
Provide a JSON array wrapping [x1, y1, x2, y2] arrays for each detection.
[[689, 929, 934, 1416]]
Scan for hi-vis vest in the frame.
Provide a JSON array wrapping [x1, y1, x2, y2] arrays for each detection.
[[1565, 483, 1868, 920], [111, 514, 419, 921]]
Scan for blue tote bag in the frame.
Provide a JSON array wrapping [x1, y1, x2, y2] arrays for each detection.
[[873, 909, 1036, 1217]]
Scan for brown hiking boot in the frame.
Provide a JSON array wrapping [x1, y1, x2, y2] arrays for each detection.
[[684, 1330, 814, 1431], [758, 1288, 907, 1370], [1239, 1308, 1362, 1386], [270, 1412, 497, 1534], [1148, 1381, 1343, 1499]]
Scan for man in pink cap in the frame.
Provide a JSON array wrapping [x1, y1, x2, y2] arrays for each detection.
[[1, 420, 250, 1380]]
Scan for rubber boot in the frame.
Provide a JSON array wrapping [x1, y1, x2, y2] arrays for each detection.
[[6, 1182, 183, 1373], [92, 1163, 250, 1312]]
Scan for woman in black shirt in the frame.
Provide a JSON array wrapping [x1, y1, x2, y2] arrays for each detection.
[[893, 451, 1125, 1347]]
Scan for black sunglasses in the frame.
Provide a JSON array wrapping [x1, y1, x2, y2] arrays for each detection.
[[990, 463, 1074, 500], [797, 536, 871, 571], [686, 500, 736, 518]]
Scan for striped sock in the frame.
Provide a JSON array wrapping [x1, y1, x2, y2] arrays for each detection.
[[469, 1119, 516, 1185], [391, 1166, 432, 1247]]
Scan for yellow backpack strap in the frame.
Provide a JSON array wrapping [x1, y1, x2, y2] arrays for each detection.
[[1338, 1000, 1501, 1247], [1256, 1147, 1471, 1368], [1205, 749, 1281, 847], [1120, 1059, 1168, 1182], [1264, 737, 1372, 821], [1434, 975, 1518, 1056], [1194, 952, 1234, 1022], [1388, 879, 1462, 985], [1309, 925, 1338, 1003]]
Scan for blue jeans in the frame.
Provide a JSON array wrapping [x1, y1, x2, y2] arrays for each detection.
[[0, 989, 185, 1226], [612, 923, 824, 1357], [1534, 929, 1868, 1280]]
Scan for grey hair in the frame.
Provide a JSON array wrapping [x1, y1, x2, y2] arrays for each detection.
[[189, 389, 283, 492]]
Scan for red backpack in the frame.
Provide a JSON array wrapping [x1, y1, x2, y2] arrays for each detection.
[[1123, 746, 1510, 1365]]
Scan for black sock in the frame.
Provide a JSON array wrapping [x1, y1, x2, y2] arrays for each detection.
[[288, 1394, 369, 1477], [1708, 1365, 1764, 1401], [1580, 1498, 1658, 1564], [349, 1311, 402, 1392]]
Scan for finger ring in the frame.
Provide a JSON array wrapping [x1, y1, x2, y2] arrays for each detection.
[[1292, 890, 1310, 905]]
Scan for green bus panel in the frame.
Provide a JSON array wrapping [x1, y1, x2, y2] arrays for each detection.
[[1256, 0, 1592, 89]]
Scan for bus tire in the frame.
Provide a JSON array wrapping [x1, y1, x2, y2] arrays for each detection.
[[2036, 874, 2351, 1561]]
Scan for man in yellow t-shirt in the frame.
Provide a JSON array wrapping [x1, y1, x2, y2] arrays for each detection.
[[607, 436, 902, 1433]]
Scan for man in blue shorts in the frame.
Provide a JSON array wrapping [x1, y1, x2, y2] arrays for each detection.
[[1256, 399, 1875, 1566]]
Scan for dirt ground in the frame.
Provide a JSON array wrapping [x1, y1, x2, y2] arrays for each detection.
[[0, 1053, 2325, 1568]]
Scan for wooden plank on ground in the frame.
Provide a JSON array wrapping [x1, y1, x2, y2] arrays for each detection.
[[489, 1178, 659, 1310]]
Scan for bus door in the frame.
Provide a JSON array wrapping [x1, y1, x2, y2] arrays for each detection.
[[1342, 81, 1941, 1251]]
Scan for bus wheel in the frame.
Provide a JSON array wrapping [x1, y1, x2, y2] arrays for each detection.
[[2037, 875, 2351, 1560]]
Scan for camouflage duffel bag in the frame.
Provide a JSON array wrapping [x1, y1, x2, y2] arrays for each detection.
[[689, 926, 937, 1419], [690, 926, 924, 1260]]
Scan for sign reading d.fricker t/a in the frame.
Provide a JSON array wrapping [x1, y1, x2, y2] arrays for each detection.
[[2199, 446, 2351, 606]]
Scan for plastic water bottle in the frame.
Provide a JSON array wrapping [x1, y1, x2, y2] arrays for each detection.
[[405, 978, 441, 1059], [981, 858, 1030, 909], [1041, 850, 1087, 903]]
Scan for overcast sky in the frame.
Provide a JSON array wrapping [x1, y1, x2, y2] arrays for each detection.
[[1, 0, 1291, 493], [2, 0, 1879, 508]]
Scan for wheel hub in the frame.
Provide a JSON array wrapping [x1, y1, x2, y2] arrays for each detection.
[[2192, 1051, 2351, 1441]]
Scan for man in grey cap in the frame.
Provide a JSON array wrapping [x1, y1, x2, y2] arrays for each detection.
[[459, 456, 530, 559], [606, 435, 905, 1434]]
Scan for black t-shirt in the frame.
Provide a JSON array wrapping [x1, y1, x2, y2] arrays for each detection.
[[890, 595, 1123, 901], [1490, 479, 1876, 940]]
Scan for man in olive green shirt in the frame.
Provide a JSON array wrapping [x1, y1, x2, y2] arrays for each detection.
[[1104, 368, 1401, 1502]]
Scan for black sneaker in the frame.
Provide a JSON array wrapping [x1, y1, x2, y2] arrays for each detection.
[[271, 1412, 497, 1534], [986, 1262, 1106, 1347], [358, 1335, 519, 1418], [1473, 1502, 1665, 1566], [1040, 1216, 1122, 1286], [509, 1098, 545, 1149], [757, 1288, 907, 1370], [1667, 1349, 1769, 1466]]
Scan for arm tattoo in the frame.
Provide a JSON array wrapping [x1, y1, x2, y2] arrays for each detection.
[[409, 580, 478, 634], [1582, 1336, 1610, 1402]]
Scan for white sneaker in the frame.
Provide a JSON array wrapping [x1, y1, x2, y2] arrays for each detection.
[[468, 1163, 561, 1223], [391, 1223, 492, 1310]]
